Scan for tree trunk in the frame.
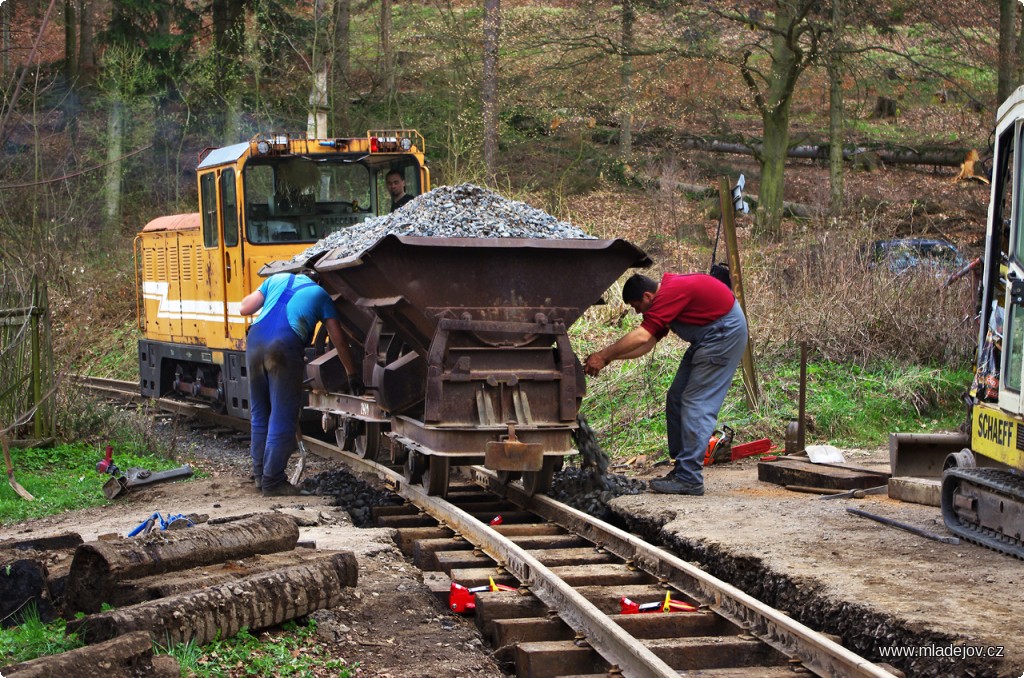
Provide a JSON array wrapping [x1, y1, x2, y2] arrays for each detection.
[[64, 513, 300, 614], [381, 0, 395, 110], [1, 1, 9, 77], [64, 0, 77, 83], [0, 631, 179, 678], [108, 548, 329, 609], [308, 0, 328, 138], [999, 0, 1017, 104], [828, 0, 844, 216], [77, 0, 95, 86], [65, 552, 358, 646], [334, 0, 352, 130], [482, 0, 500, 181], [102, 99, 124, 230], [756, 107, 791, 238], [753, 2, 801, 239], [619, 0, 634, 161], [213, 0, 246, 143]]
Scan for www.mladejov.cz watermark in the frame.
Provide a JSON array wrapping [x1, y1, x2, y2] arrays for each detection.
[[878, 644, 1005, 660]]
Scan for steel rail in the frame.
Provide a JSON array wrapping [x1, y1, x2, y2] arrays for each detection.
[[471, 467, 892, 678], [75, 375, 251, 433], [300, 436, 679, 677]]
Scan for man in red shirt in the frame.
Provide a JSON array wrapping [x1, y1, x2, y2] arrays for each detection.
[[585, 273, 747, 495]]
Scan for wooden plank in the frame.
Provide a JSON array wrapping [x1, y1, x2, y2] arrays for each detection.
[[450, 562, 651, 588], [758, 458, 888, 490], [515, 636, 786, 678], [0, 631, 178, 678], [435, 547, 617, 574], [888, 477, 941, 507], [473, 590, 548, 640], [491, 524, 565, 537], [393, 526, 453, 555]]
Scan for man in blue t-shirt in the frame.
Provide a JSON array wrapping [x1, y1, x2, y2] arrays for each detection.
[[240, 273, 364, 496]]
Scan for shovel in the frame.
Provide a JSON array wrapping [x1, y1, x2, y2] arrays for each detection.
[[289, 438, 308, 487], [2, 434, 34, 501]]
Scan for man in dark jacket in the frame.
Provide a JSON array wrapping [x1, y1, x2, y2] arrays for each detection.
[[585, 273, 747, 495], [386, 170, 414, 212]]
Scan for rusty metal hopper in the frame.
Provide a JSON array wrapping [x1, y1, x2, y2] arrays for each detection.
[[313, 235, 651, 355]]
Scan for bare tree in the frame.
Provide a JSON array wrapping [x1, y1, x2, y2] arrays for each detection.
[[333, 0, 351, 131], [999, 0, 1018, 104], [618, 0, 634, 162], [381, 0, 395, 111], [482, 0, 500, 181], [827, 0, 844, 216]]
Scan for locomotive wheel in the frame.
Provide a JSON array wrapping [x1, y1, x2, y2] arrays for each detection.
[[354, 422, 382, 461], [522, 457, 559, 497], [404, 450, 425, 485], [495, 470, 521, 485], [422, 456, 451, 497]]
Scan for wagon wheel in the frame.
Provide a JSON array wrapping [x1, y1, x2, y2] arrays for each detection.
[[495, 470, 521, 486], [422, 455, 450, 498], [404, 450, 425, 485], [390, 440, 408, 466], [522, 457, 559, 497], [354, 422, 382, 461], [335, 417, 357, 452]]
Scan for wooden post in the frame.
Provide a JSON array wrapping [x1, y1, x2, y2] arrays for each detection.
[[30, 276, 42, 439], [718, 176, 761, 409]]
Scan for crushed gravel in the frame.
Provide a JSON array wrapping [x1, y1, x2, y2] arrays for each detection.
[[296, 183, 595, 262]]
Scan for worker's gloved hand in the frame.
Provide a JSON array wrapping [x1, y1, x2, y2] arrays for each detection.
[[348, 375, 366, 396]]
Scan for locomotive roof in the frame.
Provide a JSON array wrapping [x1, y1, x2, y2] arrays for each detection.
[[141, 213, 200, 232], [197, 142, 250, 170]]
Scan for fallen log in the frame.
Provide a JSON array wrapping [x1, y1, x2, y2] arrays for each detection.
[[65, 551, 358, 645], [0, 559, 54, 626], [1, 630, 179, 678], [64, 513, 299, 615], [107, 548, 328, 608], [631, 131, 977, 169]]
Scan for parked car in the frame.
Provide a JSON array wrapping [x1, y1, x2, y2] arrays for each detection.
[[864, 237, 969, 276]]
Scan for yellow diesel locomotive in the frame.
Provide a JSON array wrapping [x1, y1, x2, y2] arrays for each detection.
[[135, 131, 429, 418]]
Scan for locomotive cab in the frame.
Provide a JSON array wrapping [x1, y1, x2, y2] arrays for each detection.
[[136, 131, 429, 419]]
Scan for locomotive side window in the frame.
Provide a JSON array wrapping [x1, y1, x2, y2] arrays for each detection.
[[221, 169, 239, 248], [201, 173, 218, 248]]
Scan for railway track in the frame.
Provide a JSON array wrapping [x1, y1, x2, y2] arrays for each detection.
[[75, 375, 250, 433], [81, 376, 894, 677], [303, 436, 896, 678]]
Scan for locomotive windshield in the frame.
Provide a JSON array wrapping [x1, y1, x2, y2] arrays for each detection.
[[243, 158, 375, 244]]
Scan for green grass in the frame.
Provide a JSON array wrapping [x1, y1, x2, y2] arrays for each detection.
[[160, 621, 355, 677], [576, 328, 972, 460], [0, 605, 83, 664], [0, 442, 187, 524]]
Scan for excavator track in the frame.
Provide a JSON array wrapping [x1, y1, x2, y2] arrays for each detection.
[[941, 466, 1024, 559]]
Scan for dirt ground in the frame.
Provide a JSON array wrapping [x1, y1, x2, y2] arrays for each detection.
[[613, 448, 1024, 678], [0, 433, 505, 678], [5, 428, 1021, 678]]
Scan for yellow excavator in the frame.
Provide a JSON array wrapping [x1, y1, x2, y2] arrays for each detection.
[[934, 85, 1024, 558]]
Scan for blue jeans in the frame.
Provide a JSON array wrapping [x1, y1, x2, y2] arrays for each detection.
[[247, 299, 305, 490], [665, 302, 747, 486]]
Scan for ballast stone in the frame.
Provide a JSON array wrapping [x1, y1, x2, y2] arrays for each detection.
[[297, 183, 594, 262]]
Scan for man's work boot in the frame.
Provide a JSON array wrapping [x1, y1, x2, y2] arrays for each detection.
[[649, 473, 704, 496], [262, 481, 302, 497]]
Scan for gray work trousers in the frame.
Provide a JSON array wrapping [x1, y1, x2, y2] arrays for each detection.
[[665, 301, 748, 486]]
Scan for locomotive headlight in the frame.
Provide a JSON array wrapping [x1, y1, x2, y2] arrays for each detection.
[[400, 137, 412, 151], [256, 140, 270, 155]]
